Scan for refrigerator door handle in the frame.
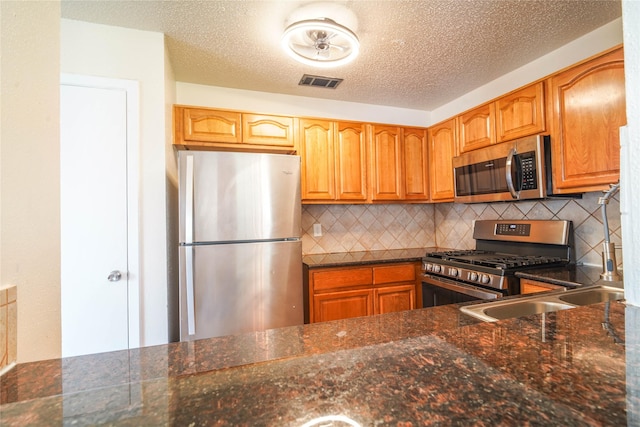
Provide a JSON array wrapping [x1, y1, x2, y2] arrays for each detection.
[[185, 245, 196, 335], [185, 154, 194, 244]]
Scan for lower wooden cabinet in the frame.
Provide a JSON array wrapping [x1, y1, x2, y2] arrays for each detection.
[[520, 278, 565, 294], [375, 284, 416, 314], [305, 262, 419, 323], [314, 289, 374, 322]]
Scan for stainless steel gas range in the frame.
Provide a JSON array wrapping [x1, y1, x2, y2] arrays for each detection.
[[421, 220, 575, 307]]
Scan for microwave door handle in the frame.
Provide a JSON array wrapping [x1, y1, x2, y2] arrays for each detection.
[[505, 148, 519, 199]]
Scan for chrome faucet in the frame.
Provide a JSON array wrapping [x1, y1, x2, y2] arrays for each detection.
[[599, 182, 622, 281]]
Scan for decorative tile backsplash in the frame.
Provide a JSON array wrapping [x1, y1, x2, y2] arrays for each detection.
[[0, 285, 18, 375], [302, 191, 622, 269]]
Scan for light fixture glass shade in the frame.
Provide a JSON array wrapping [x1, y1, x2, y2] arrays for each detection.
[[281, 18, 359, 68]]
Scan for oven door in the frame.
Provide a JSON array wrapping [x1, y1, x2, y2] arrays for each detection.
[[422, 274, 505, 307]]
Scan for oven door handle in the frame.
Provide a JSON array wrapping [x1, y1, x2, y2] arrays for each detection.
[[505, 148, 519, 199], [423, 274, 504, 300]]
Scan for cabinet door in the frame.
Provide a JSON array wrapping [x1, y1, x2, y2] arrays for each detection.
[[300, 119, 336, 201], [458, 103, 496, 153], [550, 48, 625, 193], [428, 119, 456, 202], [403, 128, 429, 200], [496, 82, 546, 143], [182, 107, 241, 144], [313, 289, 373, 322], [370, 125, 403, 200], [374, 284, 416, 314], [335, 122, 368, 201], [242, 114, 295, 148]]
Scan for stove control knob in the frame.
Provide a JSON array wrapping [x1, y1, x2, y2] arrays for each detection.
[[469, 272, 479, 281], [449, 268, 459, 277], [424, 263, 433, 272], [433, 264, 442, 273], [480, 275, 490, 284]]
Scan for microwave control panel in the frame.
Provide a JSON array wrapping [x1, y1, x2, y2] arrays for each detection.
[[519, 151, 537, 190]]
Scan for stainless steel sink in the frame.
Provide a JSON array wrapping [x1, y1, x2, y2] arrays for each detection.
[[460, 285, 624, 322], [557, 287, 624, 306]]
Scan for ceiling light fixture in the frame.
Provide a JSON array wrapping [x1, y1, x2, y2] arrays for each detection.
[[281, 18, 359, 68]]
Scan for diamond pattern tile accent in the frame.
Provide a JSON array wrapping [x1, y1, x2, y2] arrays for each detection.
[[302, 204, 437, 254], [301, 191, 622, 270]]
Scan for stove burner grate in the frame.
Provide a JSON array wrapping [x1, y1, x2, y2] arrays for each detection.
[[424, 250, 566, 271]]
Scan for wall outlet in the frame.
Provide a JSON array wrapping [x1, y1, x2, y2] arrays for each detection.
[[313, 223, 322, 237]]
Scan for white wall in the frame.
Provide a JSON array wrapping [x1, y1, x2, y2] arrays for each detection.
[[0, 2, 61, 363], [176, 83, 429, 127], [61, 19, 171, 347], [621, 1, 640, 306], [430, 18, 624, 124]]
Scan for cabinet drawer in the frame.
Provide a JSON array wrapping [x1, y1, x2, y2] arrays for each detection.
[[373, 264, 416, 285], [312, 268, 372, 291], [520, 278, 564, 294]]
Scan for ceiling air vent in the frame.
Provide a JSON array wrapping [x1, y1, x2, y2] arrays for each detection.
[[299, 74, 343, 89]]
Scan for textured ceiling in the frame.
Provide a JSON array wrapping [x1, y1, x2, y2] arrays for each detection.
[[61, 0, 622, 111]]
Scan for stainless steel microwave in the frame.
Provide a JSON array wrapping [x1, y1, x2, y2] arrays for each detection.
[[453, 135, 550, 203]]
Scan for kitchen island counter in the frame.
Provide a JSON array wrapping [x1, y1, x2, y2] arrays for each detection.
[[1, 285, 635, 425]]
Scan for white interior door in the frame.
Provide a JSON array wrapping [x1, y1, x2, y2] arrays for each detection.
[[60, 77, 139, 357]]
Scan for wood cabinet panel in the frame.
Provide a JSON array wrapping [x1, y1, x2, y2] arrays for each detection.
[[182, 108, 241, 143], [375, 284, 416, 315], [427, 118, 456, 202], [300, 119, 335, 201], [242, 114, 295, 147], [335, 122, 368, 200], [311, 267, 372, 291], [520, 278, 564, 294], [314, 289, 373, 322], [370, 125, 403, 200], [373, 264, 416, 285], [402, 128, 429, 200], [550, 47, 625, 193], [496, 82, 546, 143], [458, 103, 496, 153]]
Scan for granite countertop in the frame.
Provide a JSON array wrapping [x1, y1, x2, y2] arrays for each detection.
[[302, 247, 443, 268], [1, 277, 635, 425]]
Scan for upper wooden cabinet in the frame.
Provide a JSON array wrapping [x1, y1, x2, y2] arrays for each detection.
[[299, 119, 367, 202], [242, 114, 296, 147], [369, 125, 429, 202], [427, 118, 457, 202], [458, 82, 546, 153], [457, 102, 496, 153], [549, 47, 625, 193], [402, 128, 430, 200], [174, 105, 296, 152], [496, 82, 546, 143], [369, 125, 404, 201]]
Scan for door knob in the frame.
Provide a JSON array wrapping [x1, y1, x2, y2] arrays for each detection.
[[107, 270, 122, 282]]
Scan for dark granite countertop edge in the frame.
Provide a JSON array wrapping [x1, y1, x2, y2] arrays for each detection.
[[302, 247, 446, 268], [515, 264, 623, 289]]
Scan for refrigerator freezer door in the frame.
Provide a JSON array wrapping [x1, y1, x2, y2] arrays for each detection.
[[179, 240, 303, 341], [179, 151, 301, 243]]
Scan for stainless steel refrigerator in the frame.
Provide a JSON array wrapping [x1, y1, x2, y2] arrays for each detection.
[[178, 150, 303, 341]]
